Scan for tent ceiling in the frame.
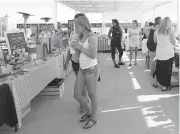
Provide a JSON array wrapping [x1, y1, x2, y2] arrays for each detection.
[[57, 0, 175, 13]]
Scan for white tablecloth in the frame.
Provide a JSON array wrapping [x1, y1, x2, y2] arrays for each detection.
[[0, 52, 70, 129], [12, 56, 60, 128]]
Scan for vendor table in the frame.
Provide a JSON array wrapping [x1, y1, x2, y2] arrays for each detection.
[[0, 48, 72, 131]]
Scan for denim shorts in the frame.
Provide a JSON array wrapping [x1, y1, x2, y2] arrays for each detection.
[[80, 65, 100, 78]]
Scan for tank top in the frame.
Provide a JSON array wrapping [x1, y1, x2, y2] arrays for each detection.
[[112, 26, 122, 39], [129, 28, 140, 42], [129, 28, 140, 37], [156, 30, 174, 60], [80, 34, 98, 69]]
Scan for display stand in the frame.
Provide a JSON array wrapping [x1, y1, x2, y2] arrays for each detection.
[[17, 12, 34, 35], [5, 30, 27, 55]]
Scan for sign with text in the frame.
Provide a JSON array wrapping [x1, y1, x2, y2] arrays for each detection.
[[5, 30, 27, 55]]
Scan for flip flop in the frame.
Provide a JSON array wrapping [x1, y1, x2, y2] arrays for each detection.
[[152, 83, 158, 88], [80, 109, 86, 115], [79, 114, 91, 122], [83, 119, 97, 129], [162, 86, 171, 91]]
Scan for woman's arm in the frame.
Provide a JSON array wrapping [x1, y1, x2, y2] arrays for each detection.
[[169, 28, 176, 46], [108, 27, 113, 40], [139, 28, 142, 45], [128, 29, 131, 37], [153, 30, 157, 43], [81, 35, 98, 59], [144, 27, 149, 37], [64, 49, 72, 69]]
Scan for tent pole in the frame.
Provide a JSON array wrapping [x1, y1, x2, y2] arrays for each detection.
[[177, 0, 180, 34], [101, 12, 105, 35], [153, 7, 156, 19], [53, 0, 58, 29], [0, 18, 2, 37]]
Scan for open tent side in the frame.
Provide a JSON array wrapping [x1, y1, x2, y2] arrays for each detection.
[[54, 0, 179, 34]]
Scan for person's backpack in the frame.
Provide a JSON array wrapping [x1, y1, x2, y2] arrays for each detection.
[[147, 29, 157, 52]]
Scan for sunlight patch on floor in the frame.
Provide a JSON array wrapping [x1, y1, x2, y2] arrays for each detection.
[[141, 106, 176, 130], [144, 115, 173, 128], [132, 78, 141, 90], [137, 94, 180, 103], [144, 69, 151, 72], [163, 124, 176, 128], [127, 66, 131, 69], [129, 72, 141, 90], [141, 106, 163, 116], [101, 106, 142, 113]]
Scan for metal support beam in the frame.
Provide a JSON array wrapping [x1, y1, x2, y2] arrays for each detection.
[[101, 12, 106, 35], [177, 0, 180, 34], [0, 18, 2, 37], [53, 0, 58, 29], [153, 7, 156, 19]]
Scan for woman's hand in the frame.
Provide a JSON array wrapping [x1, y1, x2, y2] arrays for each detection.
[[74, 42, 82, 50]]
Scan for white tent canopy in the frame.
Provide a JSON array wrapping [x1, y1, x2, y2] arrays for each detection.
[[57, 0, 175, 13], [53, 0, 179, 34]]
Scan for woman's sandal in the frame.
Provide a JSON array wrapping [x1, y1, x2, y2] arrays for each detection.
[[80, 109, 86, 115], [79, 114, 91, 122], [83, 119, 97, 129], [151, 83, 158, 88], [161, 86, 171, 91]]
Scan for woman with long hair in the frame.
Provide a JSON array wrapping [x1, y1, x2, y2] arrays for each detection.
[[147, 17, 162, 75], [128, 20, 141, 66], [64, 13, 89, 114], [142, 21, 149, 54], [72, 13, 99, 129], [153, 17, 176, 91], [108, 19, 124, 68]]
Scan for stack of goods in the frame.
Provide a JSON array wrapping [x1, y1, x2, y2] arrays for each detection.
[[38, 78, 64, 99], [8, 49, 29, 70]]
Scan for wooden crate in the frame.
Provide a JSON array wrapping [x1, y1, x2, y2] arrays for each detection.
[[38, 82, 64, 99]]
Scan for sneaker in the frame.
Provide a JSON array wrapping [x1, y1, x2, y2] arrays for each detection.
[[114, 64, 120, 68], [118, 62, 125, 65]]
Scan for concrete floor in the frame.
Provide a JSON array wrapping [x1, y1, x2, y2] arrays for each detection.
[[0, 52, 179, 134]]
